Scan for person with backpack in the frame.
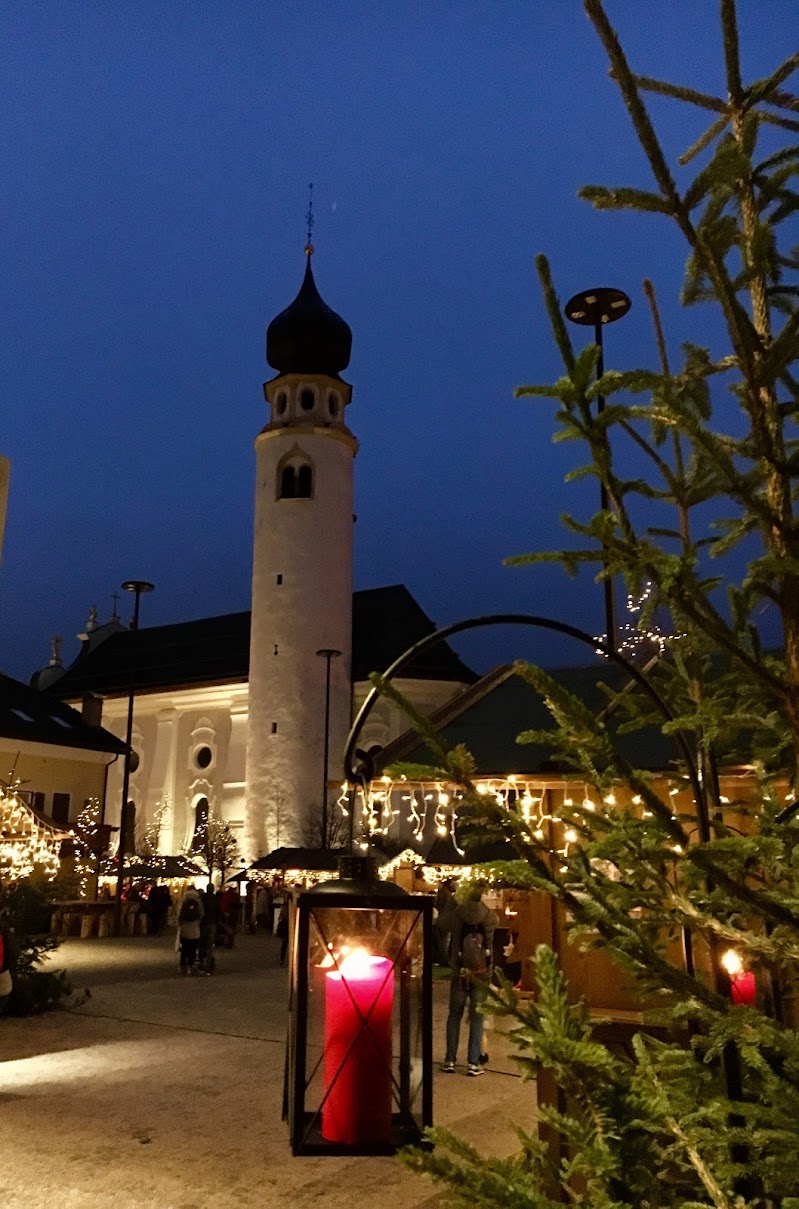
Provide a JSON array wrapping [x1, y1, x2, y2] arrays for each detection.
[[176, 885, 205, 975], [437, 886, 498, 1076]]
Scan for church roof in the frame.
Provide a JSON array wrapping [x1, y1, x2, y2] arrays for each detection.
[[0, 671, 125, 754], [266, 257, 352, 377], [47, 585, 476, 700]]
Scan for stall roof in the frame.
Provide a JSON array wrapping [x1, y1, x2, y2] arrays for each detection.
[[250, 847, 346, 872], [249, 846, 390, 873], [374, 662, 676, 777]]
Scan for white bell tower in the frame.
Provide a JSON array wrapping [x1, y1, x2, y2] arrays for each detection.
[[244, 246, 357, 858]]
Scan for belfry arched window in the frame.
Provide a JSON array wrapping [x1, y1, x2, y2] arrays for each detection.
[[277, 451, 315, 500], [296, 464, 313, 497]]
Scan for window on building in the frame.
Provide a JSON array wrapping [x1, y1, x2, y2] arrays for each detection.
[[194, 745, 213, 770], [51, 792, 71, 826], [190, 797, 209, 852], [296, 464, 313, 497], [271, 722, 278, 734], [275, 391, 287, 416], [124, 801, 136, 853], [280, 466, 296, 498], [300, 388, 315, 411], [278, 460, 313, 500], [31, 791, 46, 816], [276, 574, 283, 585], [328, 391, 339, 418]]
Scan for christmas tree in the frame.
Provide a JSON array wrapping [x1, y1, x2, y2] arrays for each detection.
[[395, 3, 799, 1204]]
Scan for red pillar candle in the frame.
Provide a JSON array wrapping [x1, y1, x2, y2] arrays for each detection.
[[730, 971, 756, 1006], [322, 951, 394, 1145], [721, 950, 756, 1006]]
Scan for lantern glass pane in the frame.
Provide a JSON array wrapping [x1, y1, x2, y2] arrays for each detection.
[[297, 903, 427, 1153]]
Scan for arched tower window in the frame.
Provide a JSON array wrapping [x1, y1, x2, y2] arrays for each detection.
[[277, 450, 315, 500], [296, 464, 313, 498], [280, 466, 297, 499]]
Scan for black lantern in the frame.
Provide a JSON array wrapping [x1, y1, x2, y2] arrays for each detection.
[[285, 855, 433, 1155]]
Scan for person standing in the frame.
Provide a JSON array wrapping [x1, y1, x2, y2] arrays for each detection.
[[177, 885, 204, 975], [275, 898, 290, 966], [198, 883, 218, 974], [255, 884, 273, 932], [437, 887, 498, 1076], [219, 885, 240, 948], [0, 912, 15, 1014]]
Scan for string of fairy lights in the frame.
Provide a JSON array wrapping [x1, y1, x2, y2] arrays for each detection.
[[595, 582, 677, 661], [334, 770, 773, 881], [0, 775, 63, 883]]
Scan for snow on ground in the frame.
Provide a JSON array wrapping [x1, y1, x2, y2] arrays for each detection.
[[1, 932, 530, 1209]]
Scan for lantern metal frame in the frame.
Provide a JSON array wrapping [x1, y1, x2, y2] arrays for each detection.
[[285, 863, 433, 1156]]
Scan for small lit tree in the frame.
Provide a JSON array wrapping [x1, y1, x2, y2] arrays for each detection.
[[191, 812, 240, 886], [73, 797, 107, 899], [135, 798, 168, 861]]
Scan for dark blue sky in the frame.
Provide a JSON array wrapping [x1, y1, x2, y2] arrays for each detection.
[[1, 2, 793, 681]]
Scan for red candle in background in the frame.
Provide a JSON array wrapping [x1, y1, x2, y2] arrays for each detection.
[[721, 949, 756, 1006], [730, 971, 756, 1006], [323, 952, 394, 1145]]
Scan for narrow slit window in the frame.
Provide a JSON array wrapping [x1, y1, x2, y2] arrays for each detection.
[[271, 722, 278, 734], [296, 464, 313, 498], [279, 466, 296, 499]]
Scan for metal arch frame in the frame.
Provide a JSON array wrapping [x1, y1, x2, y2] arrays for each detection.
[[343, 612, 705, 842]]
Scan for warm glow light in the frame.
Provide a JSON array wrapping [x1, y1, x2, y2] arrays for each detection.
[[330, 947, 379, 981], [564, 828, 578, 842], [721, 949, 744, 978]]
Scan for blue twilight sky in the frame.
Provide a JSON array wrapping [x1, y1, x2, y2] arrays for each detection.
[[0, 1, 794, 682]]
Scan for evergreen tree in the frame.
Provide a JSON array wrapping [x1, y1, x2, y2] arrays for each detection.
[[391, 3, 799, 1204]]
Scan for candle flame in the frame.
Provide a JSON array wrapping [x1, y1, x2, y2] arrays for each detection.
[[325, 947, 384, 981], [721, 949, 744, 978]]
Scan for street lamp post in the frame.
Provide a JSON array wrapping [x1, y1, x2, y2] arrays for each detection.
[[316, 648, 342, 850], [114, 579, 154, 936], [565, 287, 631, 653]]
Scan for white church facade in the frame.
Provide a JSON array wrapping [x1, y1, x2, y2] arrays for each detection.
[[43, 252, 474, 861]]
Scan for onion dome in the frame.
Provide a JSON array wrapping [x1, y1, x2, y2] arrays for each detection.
[[266, 257, 352, 376]]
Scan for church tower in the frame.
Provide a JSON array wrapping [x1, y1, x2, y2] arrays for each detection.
[[244, 246, 356, 858]]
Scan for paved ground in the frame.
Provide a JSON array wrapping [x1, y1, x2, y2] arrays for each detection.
[[0, 932, 533, 1209]]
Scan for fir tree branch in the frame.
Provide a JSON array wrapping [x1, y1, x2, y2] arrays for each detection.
[[628, 73, 726, 113]]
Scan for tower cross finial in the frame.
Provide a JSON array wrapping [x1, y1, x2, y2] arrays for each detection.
[[304, 182, 314, 257]]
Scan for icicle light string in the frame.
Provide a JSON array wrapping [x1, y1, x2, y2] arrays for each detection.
[[0, 776, 62, 883], [340, 770, 719, 864]]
